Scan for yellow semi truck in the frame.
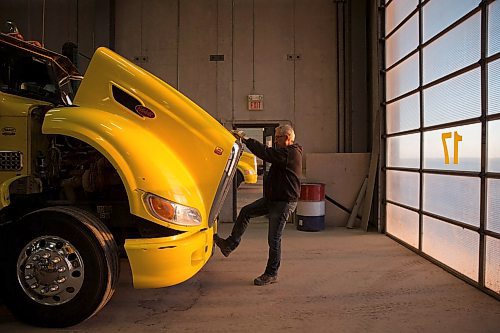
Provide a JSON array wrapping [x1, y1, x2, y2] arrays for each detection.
[[0, 32, 241, 327], [236, 151, 258, 187]]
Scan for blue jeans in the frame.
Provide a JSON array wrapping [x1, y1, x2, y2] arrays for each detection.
[[228, 197, 297, 276]]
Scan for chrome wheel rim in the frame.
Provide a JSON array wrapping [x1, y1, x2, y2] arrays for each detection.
[[16, 236, 85, 305]]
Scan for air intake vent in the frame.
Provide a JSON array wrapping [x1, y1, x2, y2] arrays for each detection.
[[112, 85, 142, 116], [0, 151, 23, 171]]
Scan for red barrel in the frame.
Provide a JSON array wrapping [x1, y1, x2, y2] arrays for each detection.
[[299, 183, 325, 201], [296, 183, 325, 232]]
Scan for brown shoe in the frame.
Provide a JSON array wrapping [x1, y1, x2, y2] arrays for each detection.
[[254, 274, 278, 286], [213, 234, 233, 257]]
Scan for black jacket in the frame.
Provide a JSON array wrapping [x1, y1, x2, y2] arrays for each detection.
[[244, 138, 303, 202]]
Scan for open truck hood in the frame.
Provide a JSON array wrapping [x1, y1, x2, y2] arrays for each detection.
[[43, 47, 241, 229]]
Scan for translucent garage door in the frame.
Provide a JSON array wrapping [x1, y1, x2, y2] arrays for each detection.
[[384, 0, 500, 298]]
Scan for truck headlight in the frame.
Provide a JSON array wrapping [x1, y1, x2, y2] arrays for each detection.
[[145, 194, 202, 226]]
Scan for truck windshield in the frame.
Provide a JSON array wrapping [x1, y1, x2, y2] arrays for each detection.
[[0, 44, 65, 104]]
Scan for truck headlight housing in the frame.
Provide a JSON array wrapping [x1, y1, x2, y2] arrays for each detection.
[[145, 194, 202, 226]]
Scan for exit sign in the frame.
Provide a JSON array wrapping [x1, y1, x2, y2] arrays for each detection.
[[247, 94, 263, 111]]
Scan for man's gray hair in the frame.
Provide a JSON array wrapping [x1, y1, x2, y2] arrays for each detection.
[[277, 124, 295, 142]]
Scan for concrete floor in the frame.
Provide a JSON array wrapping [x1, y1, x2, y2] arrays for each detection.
[[0, 220, 499, 332], [1, 182, 499, 332]]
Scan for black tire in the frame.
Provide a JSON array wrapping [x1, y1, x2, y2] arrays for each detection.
[[3, 206, 119, 327], [236, 171, 244, 188]]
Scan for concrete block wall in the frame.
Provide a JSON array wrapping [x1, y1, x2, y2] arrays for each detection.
[[306, 153, 370, 227], [114, 0, 339, 156]]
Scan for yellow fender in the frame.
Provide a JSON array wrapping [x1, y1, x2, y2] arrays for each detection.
[[42, 106, 204, 228], [43, 47, 237, 230]]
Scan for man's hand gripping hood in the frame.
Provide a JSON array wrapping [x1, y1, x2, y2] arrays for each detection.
[[43, 47, 240, 230]]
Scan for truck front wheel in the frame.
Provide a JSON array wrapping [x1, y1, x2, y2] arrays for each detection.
[[4, 206, 119, 327]]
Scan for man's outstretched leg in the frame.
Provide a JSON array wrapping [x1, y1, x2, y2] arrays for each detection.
[[214, 197, 268, 257], [254, 201, 297, 285], [213, 234, 233, 257]]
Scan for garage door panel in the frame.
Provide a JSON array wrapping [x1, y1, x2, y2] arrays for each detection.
[[488, 59, 500, 115], [385, 0, 417, 35], [423, 174, 480, 227], [387, 133, 420, 168], [423, 12, 480, 84], [423, 123, 481, 172], [487, 179, 500, 233], [386, 203, 419, 249], [386, 13, 418, 68], [488, 0, 500, 56], [485, 236, 500, 294], [386, 53, 419, 101], [387, 170, 419, 208], [488, 120, 500, 172], [385, 0, 499, 299], [386, 92, 419, 134], [423, 68, 481, 127], [422, 215, 479, 281], [423, 0, 480, 43]]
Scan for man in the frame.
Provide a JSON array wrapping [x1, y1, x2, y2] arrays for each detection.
[[214, 124, 303, 286]]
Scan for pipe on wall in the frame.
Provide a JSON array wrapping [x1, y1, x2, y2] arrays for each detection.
[[336, 0, 349, 153], [42, 0, 45, 46]]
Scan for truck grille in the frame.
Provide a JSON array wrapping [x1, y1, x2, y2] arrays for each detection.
[[0, 151, 23, 171], [208, 142, 242, 227]]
